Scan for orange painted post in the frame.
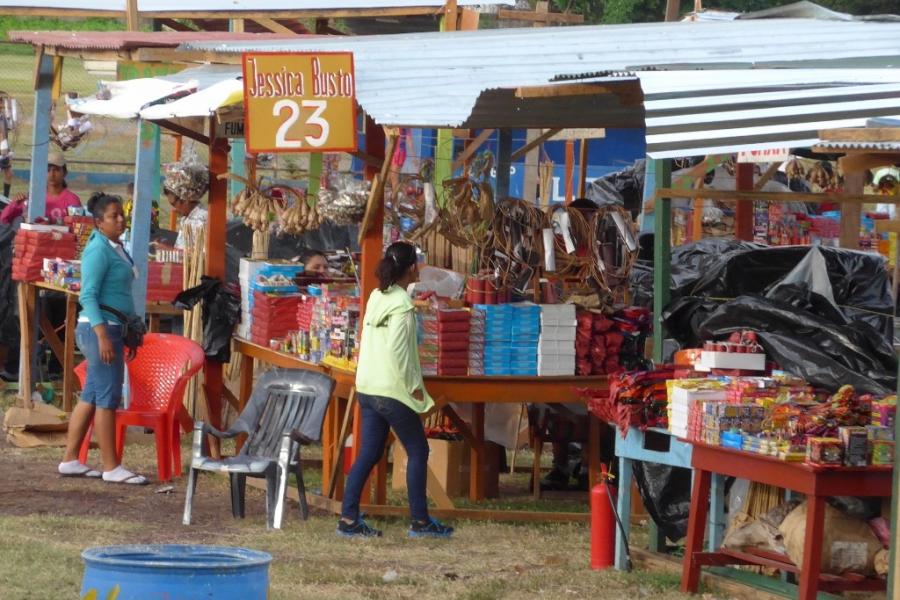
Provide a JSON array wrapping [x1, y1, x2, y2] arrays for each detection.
[[204, 124, 229, 453], [735, 163, 754, 241], [169, 135, 183, 230], [564, 140, 575, 204]]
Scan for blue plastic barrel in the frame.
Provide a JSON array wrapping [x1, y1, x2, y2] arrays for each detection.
[[80, 544, 272, 600]]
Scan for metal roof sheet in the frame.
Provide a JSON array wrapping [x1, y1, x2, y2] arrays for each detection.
[[814, 140, 900, 152], [0, 0, 509, 12], [7, 31, 303, 50]]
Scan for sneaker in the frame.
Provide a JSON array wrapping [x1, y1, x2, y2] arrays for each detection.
[[409, 517, 454, 538], [337, 518, 382, 538]]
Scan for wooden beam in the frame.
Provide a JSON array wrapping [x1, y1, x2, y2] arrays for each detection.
[[133, 48, 241, 64], [349, 150, 384, 170], [564, 140, 575, 204], [753, 162, 781, 191], [452, 128, 495, 170], [50, 55, 63, 101], [819, 128, 900, 142], [577, 138, 589, 198], [253, 17, 294, 34], [158, 18, 196, 32], [153, 119, 210, 146], [516, 84, 620, 99], [510, 128, 560, 161], [840, 171, 864, 249], [838, 153, 900, 174], [655, 187, 885, 205], [459, 7, 479, 30], [126, 0, 140, 31], [497, 129, 512, 198], [358, 128, 397, 245], [497, 9, 584, 24], [230, 18, 245, 33]]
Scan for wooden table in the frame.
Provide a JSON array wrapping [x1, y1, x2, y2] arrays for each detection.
[[17, 281, 184, 412], [681, 441, 892, 600], [233, 337, 609, 521]]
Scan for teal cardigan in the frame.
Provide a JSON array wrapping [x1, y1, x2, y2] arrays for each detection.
[[79, 230, 135, 327]]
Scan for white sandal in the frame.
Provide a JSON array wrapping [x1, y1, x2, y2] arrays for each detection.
[[102, 467, 149, 486]]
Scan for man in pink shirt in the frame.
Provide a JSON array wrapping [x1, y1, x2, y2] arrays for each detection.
[[0, 151, 81, 224]]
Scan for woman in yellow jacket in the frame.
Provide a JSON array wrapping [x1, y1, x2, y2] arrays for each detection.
[[338, 241, 453, 538]]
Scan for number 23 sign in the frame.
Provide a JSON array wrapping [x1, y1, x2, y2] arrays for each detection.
[[241, 52, 357, 153]]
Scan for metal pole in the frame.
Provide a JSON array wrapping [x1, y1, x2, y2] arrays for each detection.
[[651, 159, 672, 364]]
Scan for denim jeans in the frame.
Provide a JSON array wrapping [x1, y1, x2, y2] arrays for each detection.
[[341, 393, 430, 522], [75, 321, 125, 410]]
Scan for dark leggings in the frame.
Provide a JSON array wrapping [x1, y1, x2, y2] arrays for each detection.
[[341, 393, 429, 522]]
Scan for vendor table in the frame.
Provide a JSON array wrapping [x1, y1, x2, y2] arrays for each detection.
[[233, 337, 609, 520], [614, 427, 725, 571], [681, 441, 892, 600], [17, 281, 185, 413]]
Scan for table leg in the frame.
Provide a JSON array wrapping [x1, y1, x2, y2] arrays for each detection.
[[63, 295, 77, 413], [531, 430, 542, 500], [469, 403, 485, 502], [680, 467, 711, 593], [709, 474, 726, 551], [615, 456, 633, 571], [236, 354, 254, 453], [18, 283, 34, 408], [148, 313, 161, 333], [588, 413, 602, 489], [797, 495, 826, 600]]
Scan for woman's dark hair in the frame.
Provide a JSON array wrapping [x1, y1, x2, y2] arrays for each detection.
[[376, 241, 417, 292], [87, 192, 122, 221], [299, 248, 326, 265]]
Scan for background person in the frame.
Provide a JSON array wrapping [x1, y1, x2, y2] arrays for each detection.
[[58, 192, 147, 485], [0, 151, 80, 224], [160, 159, 208, 250], [338, 241, 453, 539], [299, 248, 329, 274]]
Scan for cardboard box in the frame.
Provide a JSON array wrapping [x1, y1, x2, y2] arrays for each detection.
[[392, 439, 501, 498], [698, 351, 766, 371]]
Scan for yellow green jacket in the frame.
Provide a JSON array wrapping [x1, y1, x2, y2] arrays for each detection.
[[355, 285, 433, 414]]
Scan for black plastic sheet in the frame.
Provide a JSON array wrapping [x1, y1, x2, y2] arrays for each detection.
[[697, 295, 897, 395], [174, 277, 241, 363], [632, 461, 691, 542], [587, 159, 646, 218]]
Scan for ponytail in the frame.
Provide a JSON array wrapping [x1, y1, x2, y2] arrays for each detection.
[[376, 241, 417, 292]]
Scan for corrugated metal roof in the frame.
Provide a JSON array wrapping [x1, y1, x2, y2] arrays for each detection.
[[7, 31, 303, 50], [814, 140, 900, 152], [0, 0, 509, 12], [181, 19, 900, 129]]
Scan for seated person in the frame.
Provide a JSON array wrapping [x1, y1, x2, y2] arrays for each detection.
[[299, 248, 328, 274], [1, 151, 81, 224]]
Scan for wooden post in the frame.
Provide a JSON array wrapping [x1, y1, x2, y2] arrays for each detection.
[[131, 119, 159, 318], [496, 129, 512, 199], [734, 162, 754, 241], [840, 172, 864, 249], [27, 48, 53, 222], [652, 159, 672, 364], [522, 129, 540, 204], [169, 135, 183, 229], [890, 361, 900, 597], [443, 0, 458, 31], [577, 138, 589, 198], [50, 56, 63, 101], [126, 0, 140, 31], [564, 140, 575, 204], [665, 0, 681, 21], [204, 121, 229, 437]]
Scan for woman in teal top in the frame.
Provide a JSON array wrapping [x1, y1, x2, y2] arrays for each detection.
[[58, 192, 148, 485]]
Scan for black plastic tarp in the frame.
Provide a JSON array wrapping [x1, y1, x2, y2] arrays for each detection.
[[174, 277, 241, 363], [632, 460, 691, 542], [586, 159, 646, 218]]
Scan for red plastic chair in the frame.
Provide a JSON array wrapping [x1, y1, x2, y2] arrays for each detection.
[[75, 334, 205, 482]]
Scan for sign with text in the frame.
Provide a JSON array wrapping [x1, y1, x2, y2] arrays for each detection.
[[241, 52, 357, 153], [737, 148, 790, 163]]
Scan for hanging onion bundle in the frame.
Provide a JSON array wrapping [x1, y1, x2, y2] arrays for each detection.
[[784, 158, 805, 181], [273, 185, 322, 235], [438, 151, 494, 248], [222, 174, 281, 232]]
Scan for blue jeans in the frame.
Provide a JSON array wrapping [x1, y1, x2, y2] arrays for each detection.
[[76, 321, 125, 410], [341, 393, 430, 522]]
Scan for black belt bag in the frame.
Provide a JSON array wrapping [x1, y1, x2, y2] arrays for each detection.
[[99, 304, 146, 354]]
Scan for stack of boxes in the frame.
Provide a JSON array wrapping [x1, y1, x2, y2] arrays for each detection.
[[509, 304, 540, 375], [417, 304, 439, 376], [436, 309, 470, 376], [146, 260, 184, 303], [250, 291, 300, 346], [538, 304, 576, 376], [63, 215, 93, 255], [13, 225, 76, 282], [468, 308, 485, 375], [481, 304, 512, 375], [668, 380, 727, 439], [238, 258, 265, 339]]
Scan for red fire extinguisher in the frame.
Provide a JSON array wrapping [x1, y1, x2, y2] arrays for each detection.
[[590, 464, 617, 570]]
